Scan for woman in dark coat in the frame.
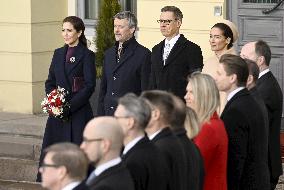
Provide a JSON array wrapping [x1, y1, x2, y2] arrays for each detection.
[[37, 16, 96, 181]]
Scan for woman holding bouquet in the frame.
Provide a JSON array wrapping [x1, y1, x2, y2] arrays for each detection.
[[37, 16, 96, 181]]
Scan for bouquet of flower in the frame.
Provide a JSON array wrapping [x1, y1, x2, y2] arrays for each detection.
[[41, 86, 70, 121]]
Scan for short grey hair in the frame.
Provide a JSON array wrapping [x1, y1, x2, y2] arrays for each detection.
[[113, 11, 137, 29], [118, 93, 151, 129]]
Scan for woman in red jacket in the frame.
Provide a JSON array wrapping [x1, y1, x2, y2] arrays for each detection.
[[184, 73, 228, 190]]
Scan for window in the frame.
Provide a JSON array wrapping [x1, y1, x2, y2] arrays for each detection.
[[77, 0, 137, 47]]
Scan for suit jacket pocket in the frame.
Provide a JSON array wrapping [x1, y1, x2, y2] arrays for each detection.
[[72, 77, 84, 93]]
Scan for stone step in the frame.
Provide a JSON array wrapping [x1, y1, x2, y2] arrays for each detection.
[[0, 179, 43, 190], [0, 157, 38, 182], [0, 134, 42, 160], [0, 112, 46, 138]]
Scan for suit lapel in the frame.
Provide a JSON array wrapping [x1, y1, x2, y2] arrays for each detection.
[[66, 43, 84, 75], [57, 45, 72, 91], [113, 41, 138, 73], [90, 164, 121, 186], [222, 88, 249, 117], [164, 34, 186, 66]]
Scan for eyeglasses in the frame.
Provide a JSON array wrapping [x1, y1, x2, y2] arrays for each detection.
[[41, 163, 61, 168], [114, 115, 131, 120], [157, 19, 178, 25], [82, 137, 103, 143]]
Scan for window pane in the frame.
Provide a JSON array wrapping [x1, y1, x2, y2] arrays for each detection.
[[243, 0, 281, 3], [85, 0, 100, 19]]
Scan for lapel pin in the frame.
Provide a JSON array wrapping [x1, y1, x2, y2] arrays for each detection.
[[70, 57, 76, 63]]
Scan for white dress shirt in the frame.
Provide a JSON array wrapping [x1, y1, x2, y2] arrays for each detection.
[[258, 68, 270, 79], [148, 129, 162, 140], [227, 87, 245, 102], [163, 34, 180, 64], [122, 135, 144, 155]]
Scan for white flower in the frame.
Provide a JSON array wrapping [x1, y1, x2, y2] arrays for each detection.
[[70, 57, 76, 63]]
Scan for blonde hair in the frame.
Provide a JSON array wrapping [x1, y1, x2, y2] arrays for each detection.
[[185, 107, 200, 139], [188, 72, 220, 124]]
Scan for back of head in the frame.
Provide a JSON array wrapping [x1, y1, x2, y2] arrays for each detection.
[[161, 6, 183, 22], [185, 107, 200, 139], [90, 117, 124, 151], [113, 11, 137, 30], [118, 93, 151, 130], [245, 58, 259, 83], [219, 54, 249, 87], [171, 95, 187, 130], [45, 142, 88, 181], [63, 16, 87, 47], [255, 40, 271, 66], [188, 72, 220, 123], [141, 90, 175, 125]]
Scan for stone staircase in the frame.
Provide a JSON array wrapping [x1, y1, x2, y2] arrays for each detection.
[[0, 112, 46, 190]]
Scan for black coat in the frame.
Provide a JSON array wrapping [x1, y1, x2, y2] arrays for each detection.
[[88, 163, 135, 190], [173, 128, 205, 190], [122, 137, 171, 190], [37, 43, 96, 182], [42, 43, 96, 148], [149, 34, 203, 99], [256, 71, 283, 180], [152, 128, 187, 190], [221, 88, 270, 190], [97, 37, 151, 116], [73, 181, 90, 190]]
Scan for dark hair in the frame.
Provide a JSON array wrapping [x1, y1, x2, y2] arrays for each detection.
[[113, 11, 137, 30], [245, 58, 259, 83], [255, 40, 271, 66], [170, 95, 186, 129], [212, 23, 234, 49], [63, 16, 87, 47], [44, 142, 88, 181], [118, 93, 151, 129], [161, 6, 183, 22], [219, 54, 249, 87], [141, 90, 175, 125]]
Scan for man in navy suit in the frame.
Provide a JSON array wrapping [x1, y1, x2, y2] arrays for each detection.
[[215, 54, 270, 189], [241, 40, 283, 189], [80, 116, 134, 190], [39, 143, 89, 190], [149, 6, 203, 100], [114, 93, 171, 190], [97, 11, 151, 116]]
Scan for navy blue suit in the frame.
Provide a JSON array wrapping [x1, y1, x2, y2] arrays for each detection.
[[97, 37, 151, 116], [38, 43, 96, 181]]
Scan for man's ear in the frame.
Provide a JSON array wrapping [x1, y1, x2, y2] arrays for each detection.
[[246, 75, 253, 88], [58, 166, 68, 180], [230, 73, 237, 85]]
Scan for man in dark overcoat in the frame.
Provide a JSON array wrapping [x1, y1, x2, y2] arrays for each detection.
[[215, 54, 270, 190], [149, 6, 203, 100], [97, 11, 151, 116]]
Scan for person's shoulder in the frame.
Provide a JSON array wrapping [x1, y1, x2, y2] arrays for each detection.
[[136, 43, 151, 53], [152, 40, 164, 51]]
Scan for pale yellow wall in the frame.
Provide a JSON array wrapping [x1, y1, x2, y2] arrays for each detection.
[[137, 0, 226, 60], [0, 0, 67, 113]]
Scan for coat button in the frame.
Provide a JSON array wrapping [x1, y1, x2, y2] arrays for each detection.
[[113, 76, 116, 80], [110, 106, 114, 109], [111, 92, 114, 95]]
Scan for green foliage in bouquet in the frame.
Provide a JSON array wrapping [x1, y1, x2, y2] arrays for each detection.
[[95, 0, 121, 78]]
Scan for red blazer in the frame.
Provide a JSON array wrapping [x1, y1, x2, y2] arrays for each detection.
[[194, 112, 228, 190]]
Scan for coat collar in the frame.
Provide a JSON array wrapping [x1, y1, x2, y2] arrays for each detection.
[[121, 136, 150, 160], [157, 34, 187, 66], [222, 88, 249, 115], [151, 127, 173, 142], [112, 38, 138, 73], [65, 43, 85, 75]]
